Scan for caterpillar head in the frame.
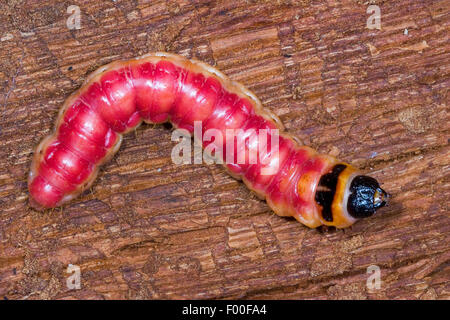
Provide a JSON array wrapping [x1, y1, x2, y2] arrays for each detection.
[[315, 164, 390, 228], [347, 175, 389, 219]]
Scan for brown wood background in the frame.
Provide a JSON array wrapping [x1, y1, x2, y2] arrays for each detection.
[[0, 0, 449, 300]]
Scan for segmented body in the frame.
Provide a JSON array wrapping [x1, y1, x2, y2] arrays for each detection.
[[29, 52, 360, 228]]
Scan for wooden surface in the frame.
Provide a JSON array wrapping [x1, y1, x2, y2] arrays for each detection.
[[0, 0, 449, 300]]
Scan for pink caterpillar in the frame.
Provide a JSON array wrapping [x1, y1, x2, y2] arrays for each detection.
[[28, 53, 388, 228]]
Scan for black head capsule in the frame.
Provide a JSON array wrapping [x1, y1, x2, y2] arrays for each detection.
[[347, 175, 390, 219]]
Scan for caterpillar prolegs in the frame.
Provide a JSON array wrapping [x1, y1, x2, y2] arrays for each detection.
[[28, 52, 389, 228]]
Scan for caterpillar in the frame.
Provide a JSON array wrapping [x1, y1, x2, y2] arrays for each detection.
[[28, 52, 389, 228]]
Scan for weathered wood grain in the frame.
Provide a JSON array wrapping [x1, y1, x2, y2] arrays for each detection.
[[0, 0, 448, 299]]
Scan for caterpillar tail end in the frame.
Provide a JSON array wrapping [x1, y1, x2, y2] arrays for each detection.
[[28, 173, 64, 211], [29, 195, 46, 211]]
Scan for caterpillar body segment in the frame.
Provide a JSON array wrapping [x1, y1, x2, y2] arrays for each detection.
[[28, 52, 389, 228]]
